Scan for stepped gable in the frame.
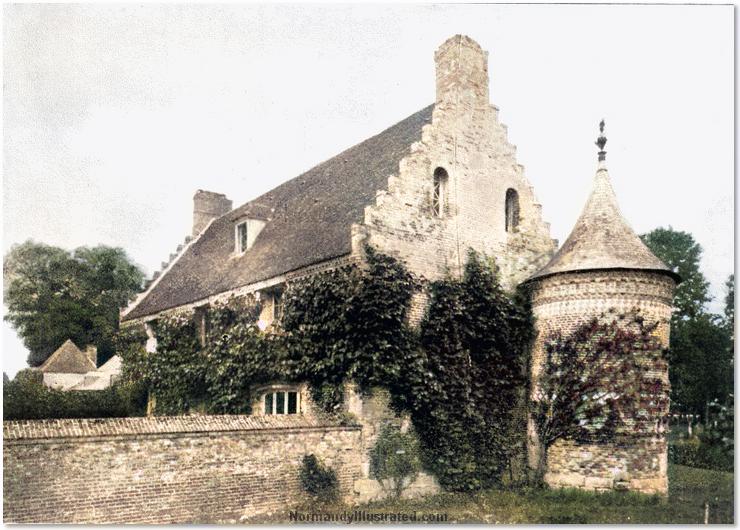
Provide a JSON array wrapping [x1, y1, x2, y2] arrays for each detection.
[[123, 105, 434, 321]]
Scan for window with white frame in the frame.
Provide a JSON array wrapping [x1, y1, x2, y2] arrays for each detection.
[[236, 222, 248, 253], [264, 390, 300, 415]]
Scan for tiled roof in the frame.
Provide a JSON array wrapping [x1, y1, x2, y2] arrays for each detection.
[[123, 105, 433, 321], [528, 163, 679, 283], [38, 339, 96, 374]]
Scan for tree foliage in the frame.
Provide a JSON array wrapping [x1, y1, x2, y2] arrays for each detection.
[[4, 240, 145, 367], [640, 227, 710, 322], [3, 368, 147, 420], [641, 228, 733, 418]]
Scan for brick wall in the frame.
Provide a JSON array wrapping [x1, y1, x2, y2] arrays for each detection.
[[3, 415, 362, 524], [527, 269, 676, 495]]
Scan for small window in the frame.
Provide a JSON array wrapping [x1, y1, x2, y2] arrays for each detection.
[[236, 222, 248, 253], [264, 390, 300, 415], [273, 290, 284, 322], [432, 167, 449, 217], [505, 188, 520, 232]]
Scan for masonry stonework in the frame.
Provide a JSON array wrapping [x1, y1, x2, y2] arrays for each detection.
[[3, 416, 361, 524], [527, 270, 675, 495], [356, 35, 555, 289]]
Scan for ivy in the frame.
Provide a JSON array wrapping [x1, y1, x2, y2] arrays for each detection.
[[531, 310, 671, 473], [205, 296, 291, 414], [407, 250, 533, 491], [281, 246, 419, 410]]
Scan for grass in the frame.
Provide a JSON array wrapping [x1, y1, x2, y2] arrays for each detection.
[[253, 464, 733, 524]]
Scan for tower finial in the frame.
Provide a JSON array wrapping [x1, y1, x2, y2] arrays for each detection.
[[596, 119, 607, 162]]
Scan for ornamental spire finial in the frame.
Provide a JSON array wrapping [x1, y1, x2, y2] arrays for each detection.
[[595, 119, 607, 162]]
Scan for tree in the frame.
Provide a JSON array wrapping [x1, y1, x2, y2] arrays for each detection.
[[724, 274, 734, 334], [640, 227, 711, 322], [670, 314, 733, 418], [4, 240, 144, 367]]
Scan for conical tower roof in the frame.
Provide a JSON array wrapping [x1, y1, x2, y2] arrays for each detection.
[[528, 124, 679, 283]]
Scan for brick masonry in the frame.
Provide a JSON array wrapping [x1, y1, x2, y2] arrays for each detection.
[[527, 270, 676, 495], [3, 415, 361, 524], [355, 35, 556, 290]]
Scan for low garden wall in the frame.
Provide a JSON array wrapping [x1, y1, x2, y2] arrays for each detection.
[[3, 415, 362, 523]]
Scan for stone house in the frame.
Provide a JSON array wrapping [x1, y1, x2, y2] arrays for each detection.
[[120, 35, 676, 496], [35, 339, 122, 391]]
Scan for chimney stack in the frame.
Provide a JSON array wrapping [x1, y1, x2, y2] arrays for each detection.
[[84, 345, 97, 368], [434, 35, 490, 109], [193, 190, 232, 236]]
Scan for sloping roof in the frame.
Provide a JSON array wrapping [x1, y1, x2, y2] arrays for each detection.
[[528, 163, 679, 283], [123, 105, 434, 321], [39, 339, 96, 374], [97, 355, 122, 373]]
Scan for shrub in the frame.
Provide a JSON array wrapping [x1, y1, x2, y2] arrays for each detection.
[[298, 454, 339, 503], [3, 372, 146, 420], [369, 424, 422, 499]]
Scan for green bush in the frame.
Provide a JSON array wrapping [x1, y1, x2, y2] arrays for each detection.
[[369, 424, 422, 498], [298, 454, 339, 503], [3, 370, 147, 420], [669, 440, 733, 472]]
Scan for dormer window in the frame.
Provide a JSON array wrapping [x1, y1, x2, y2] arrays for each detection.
[[236, 222, 248, 253], [233, 218, 267, 254]]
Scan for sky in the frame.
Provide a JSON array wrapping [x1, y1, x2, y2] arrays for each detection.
[[2, 3, 734, 377]]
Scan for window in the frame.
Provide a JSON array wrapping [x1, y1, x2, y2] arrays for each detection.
[[264, 390, 300, 415], [432, 167, 448, 217], [273, 289, 284, 321], [505, 188, 520, 232], [236, 222, 248, 253]]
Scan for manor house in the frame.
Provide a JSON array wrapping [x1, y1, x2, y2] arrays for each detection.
[[121, 35, 677, 496]]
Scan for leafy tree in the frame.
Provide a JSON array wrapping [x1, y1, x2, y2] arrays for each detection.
[[724, 274, 734, 334], [4, 241, 144, 367], [640, 227, 710, 321], [641, 229, 734, 418], [669, 314, 733, 417]]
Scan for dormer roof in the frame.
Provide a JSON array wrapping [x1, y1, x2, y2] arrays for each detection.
[[528, 161, 679, 283]]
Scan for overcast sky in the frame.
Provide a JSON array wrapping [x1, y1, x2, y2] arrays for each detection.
[[3, 3, 734, 377]]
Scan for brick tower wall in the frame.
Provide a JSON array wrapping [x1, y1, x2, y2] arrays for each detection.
[[527, 270, 676, 495]]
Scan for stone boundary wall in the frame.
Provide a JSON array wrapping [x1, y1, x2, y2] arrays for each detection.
[[4, 415, 362, 524]]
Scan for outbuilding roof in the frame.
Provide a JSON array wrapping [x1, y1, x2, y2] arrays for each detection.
[[123, 105, 434, 321], [528, 162, 679, 283], [38, 339, 96, 374]]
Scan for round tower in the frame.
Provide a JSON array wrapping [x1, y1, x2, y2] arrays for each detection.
[[525, 122, 680, 495]]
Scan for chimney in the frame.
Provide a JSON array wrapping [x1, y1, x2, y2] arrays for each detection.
[[193, 190, 232, 236], [434, 35, 490, 108], [85, 345, 97, 368]]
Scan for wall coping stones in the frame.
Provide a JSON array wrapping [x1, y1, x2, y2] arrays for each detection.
[[4, 414, 359, 443]]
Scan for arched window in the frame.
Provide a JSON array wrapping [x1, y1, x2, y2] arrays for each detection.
[[505, 188, 520, 232], [433, 167, 449, 217]]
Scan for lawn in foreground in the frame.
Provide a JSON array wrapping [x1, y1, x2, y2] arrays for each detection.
[[258, 464, 733, 524]]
